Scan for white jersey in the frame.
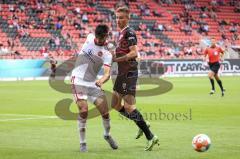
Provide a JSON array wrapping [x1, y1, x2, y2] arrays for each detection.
[[71, 33, 112, 82]]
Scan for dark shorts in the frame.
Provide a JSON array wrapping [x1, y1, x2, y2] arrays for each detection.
[[209, 62, 220, 74], [113, 71, 138, 96]]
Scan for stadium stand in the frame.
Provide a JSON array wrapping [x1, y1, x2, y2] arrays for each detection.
[[0, 0, 239, 59]]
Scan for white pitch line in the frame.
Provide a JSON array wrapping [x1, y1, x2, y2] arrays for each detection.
[[0, 114, 56, 118], [0, 116, 58, 122], [0, 114, 58, 122]]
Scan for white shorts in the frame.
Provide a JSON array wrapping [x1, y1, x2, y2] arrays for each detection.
[[71, 76, 104, 103]]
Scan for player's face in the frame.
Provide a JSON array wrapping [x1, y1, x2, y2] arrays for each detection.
[[211, 39, 216, 47], [95, 35, 108, 46], [116, 12, 129, 30]]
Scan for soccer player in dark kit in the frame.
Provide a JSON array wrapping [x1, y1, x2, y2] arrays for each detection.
[[49, 55, 57, 79], [204, 38, 225, 96], [111, 6, 159, 151]]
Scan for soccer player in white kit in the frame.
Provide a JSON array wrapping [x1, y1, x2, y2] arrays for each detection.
[[71, 24, 118, 152]]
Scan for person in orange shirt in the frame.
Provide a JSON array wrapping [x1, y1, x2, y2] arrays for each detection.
[[203, 38, 225, 96]]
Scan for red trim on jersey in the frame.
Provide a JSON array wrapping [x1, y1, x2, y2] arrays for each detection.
[[103, 64, 111, 67]]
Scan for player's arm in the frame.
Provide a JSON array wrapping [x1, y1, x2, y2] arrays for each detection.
[[202, 48, 209, 66], [95, 65, 111, 88], [113, 45, 138, 62], [110, 50, 116, 61], [203, 54, 208, 62], [219, 48, 225, 57], [220, 47, 225, 60], [113, 30, 138, 62], [95, 52, 112, 88], [203, 48, 208, 62]]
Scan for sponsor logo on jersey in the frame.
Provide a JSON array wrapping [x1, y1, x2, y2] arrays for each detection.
[[98, 51, 103, 57], [82, 49, 95, 63], [128, 37, 135, 40]]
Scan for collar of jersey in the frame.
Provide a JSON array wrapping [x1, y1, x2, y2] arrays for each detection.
[[120, 25, 129, 33]]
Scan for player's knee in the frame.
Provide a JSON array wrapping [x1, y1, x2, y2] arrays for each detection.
[[78, 103, 88, 118], [208, 73, 214, 78], [124, 104, 136, 113], [77, 100, 88, 110]]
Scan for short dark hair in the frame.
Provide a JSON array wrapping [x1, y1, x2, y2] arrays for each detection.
[[95, 24, 109, 39]]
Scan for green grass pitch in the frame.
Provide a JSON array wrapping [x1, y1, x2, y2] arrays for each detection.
[[0, 77, 240, 159]]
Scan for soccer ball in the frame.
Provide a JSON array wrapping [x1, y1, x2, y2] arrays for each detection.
[[192, 134, 211, 152]]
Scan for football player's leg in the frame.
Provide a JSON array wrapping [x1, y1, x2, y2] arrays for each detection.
[[122, 95, 145, 139], [208, 71, 215, 94], [112, 91, 142, 120], [111, 91, 123, 111], [123, 95, 155, 140], [76, 99, 88, 152], [95, 95, 110, 136], [112, 91, 132, 118], [50, 68, 56, 79], [214, 74, 225, 96], [95, 95, 118, 149]]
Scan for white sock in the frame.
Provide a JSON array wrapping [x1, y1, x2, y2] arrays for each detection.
[[102, 118, 111, 136], [78, 115, 87, 144]]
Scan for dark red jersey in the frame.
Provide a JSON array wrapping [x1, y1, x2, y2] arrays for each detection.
[[116, 26, 138, 75], [50, 59, 57, 70]]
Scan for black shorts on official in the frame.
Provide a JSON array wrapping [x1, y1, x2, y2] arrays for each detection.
[[113, 71, 138, 96], [209, 62, 220, 74]]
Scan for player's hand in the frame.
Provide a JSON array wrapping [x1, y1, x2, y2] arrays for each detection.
[[109, 50, 115, 55], [112, 56, 118, 62], [95, 79, 103, 88], [203, 61, 209, 67]]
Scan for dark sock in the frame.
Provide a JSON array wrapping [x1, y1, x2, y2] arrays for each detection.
[[119, 107, 129, 118], [209, 78, 215, 90], [217, 80, 224, 92], [119, 107, 154, 140], [129, 109, 154, 140]]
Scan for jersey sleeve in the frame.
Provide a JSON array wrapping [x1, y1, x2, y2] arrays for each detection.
[[86, 33, 95, 42], [78, 34, 94, 55], [204, 48, 208, 56], [126, 30, 137, 46], [103, 52, 112, 67], [218, 47, 224, 54]]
